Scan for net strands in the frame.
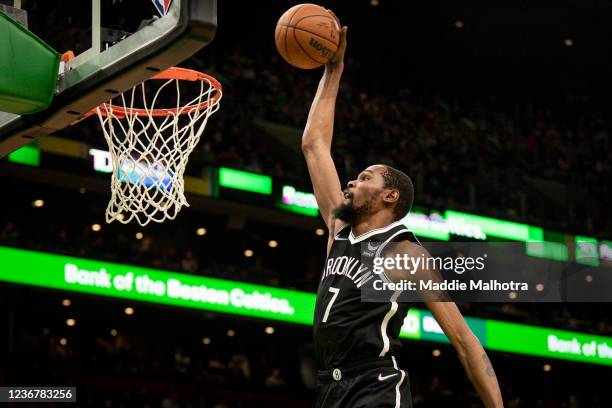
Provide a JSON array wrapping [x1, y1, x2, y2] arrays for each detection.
[[96, 71, 221, 226]]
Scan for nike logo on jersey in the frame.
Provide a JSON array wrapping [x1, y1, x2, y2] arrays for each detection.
[[378, 372, 399, 381]]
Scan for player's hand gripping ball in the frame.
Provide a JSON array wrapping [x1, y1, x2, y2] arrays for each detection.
[[275, 3, 341, 69]]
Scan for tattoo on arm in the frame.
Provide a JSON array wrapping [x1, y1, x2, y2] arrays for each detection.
[[482, 353, 496, 377]]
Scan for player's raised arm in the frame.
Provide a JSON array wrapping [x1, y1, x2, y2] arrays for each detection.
[[301, 26, 348, 233]]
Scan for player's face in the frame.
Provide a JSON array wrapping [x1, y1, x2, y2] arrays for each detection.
[[332, 165, 387, 223], [334, 165, 391, 223], [344, 165, 386, 208]]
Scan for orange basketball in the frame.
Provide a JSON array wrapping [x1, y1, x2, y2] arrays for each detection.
[[275, 3, 341, 69]]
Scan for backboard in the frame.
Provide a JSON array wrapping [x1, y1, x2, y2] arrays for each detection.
[[0, 0, 217, 157]]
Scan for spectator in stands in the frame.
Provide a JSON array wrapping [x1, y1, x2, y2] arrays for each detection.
[[265, 368, 286, 388]]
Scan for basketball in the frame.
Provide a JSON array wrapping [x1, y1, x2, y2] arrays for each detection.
[[275, 3, 341, 69]]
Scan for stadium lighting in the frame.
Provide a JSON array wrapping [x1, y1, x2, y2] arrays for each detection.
[[454, 20, 464, 28], [369, 0, 379, 6], [536, 283, 544, 292], [32, 199, 44, 208], [62, 299, 71, 307], [59, 338, 68, 346], [202, 337, 212, 345], [244, 249, 254, 258], [135, 232, 143, 240], [315, 228, 325, 236], [79, 187, 87, 194], [268, 240, 278, 248], [432, 349, 441, 357], [585, 275, 593, 283], [543, 364, 552, 372], [66, 318, 76, 327], [116, 213, 125, 221], [124, 307, 135, 315], [196, 227, 207, 236], [110, 329, 118, 337], [508, 292, 518, 300], [91, 224, 101, 232], [265, 326, 275, 334], [564, 38, 574, 47], [227, 329, 236, 337]]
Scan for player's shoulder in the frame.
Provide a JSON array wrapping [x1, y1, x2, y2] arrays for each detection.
[[326, 220, 350, 256], [331, 219, 350, 239], [386, 235, 428, 256]]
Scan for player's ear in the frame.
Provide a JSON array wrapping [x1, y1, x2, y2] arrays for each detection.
[[383, 189, 399, 204]]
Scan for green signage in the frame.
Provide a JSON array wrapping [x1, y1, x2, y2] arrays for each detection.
[[0, 246, 313, 325], [445, 210, 543, 242], [402, 212, 451, 241], [399, 309, 422, 339], [218, 167, 272, 195], [399, 309, 487, 345], [526, 241, 569, 262], [7, 143, 40, 166], [0, 246, 610, 366], [401, 210, 490, 241], [487, 320, 612, 366], [601, 241, 612, 262], [575, 236, 600, 267], [278, 185, 319, 217]]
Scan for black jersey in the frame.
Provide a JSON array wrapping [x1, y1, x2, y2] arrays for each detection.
[[313, 219, 419, 370]]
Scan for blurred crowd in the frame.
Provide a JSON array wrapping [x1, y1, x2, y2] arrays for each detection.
[[202, 45, 611, 239]]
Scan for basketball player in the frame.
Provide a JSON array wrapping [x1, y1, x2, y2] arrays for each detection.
[[301, 25, 504, 407]]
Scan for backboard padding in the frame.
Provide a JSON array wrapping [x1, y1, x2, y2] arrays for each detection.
[[0, 0, 217, 157]]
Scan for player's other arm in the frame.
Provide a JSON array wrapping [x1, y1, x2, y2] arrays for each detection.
[[425, 302, 504, 408], [385, 243, 504, 407], [426, 302, 504, 408], [301, 26, 348, 235]]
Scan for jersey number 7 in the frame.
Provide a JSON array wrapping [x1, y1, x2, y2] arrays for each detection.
[[322, 287, 340, 323]]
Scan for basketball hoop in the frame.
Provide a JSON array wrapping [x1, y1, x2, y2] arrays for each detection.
[[93, 67, 222, 226]]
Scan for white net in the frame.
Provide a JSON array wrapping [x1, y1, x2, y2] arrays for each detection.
[[96, 69, 222, 226]]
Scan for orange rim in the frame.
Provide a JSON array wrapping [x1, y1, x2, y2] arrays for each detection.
[[95, 67, 222, 118]]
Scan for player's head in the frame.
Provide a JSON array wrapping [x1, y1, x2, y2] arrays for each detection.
[[333, 164, 414, 224]]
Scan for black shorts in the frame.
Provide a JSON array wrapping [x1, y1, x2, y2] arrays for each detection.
[[316, 359, 412, 408]]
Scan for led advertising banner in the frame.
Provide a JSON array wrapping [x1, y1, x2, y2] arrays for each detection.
[[444, 210, 543, 242], [0, 246, 313, 325], [401, 211, 487, 241], [601, 241, 612, 268], [575, 236, 600, 267], [402, 309, 612, 366], [218, 167, 272, 195], [277, 185, 319, 217], [486, 320, 612, 366], [8, 143, 40, 167], [1, 246, 611, 366]]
